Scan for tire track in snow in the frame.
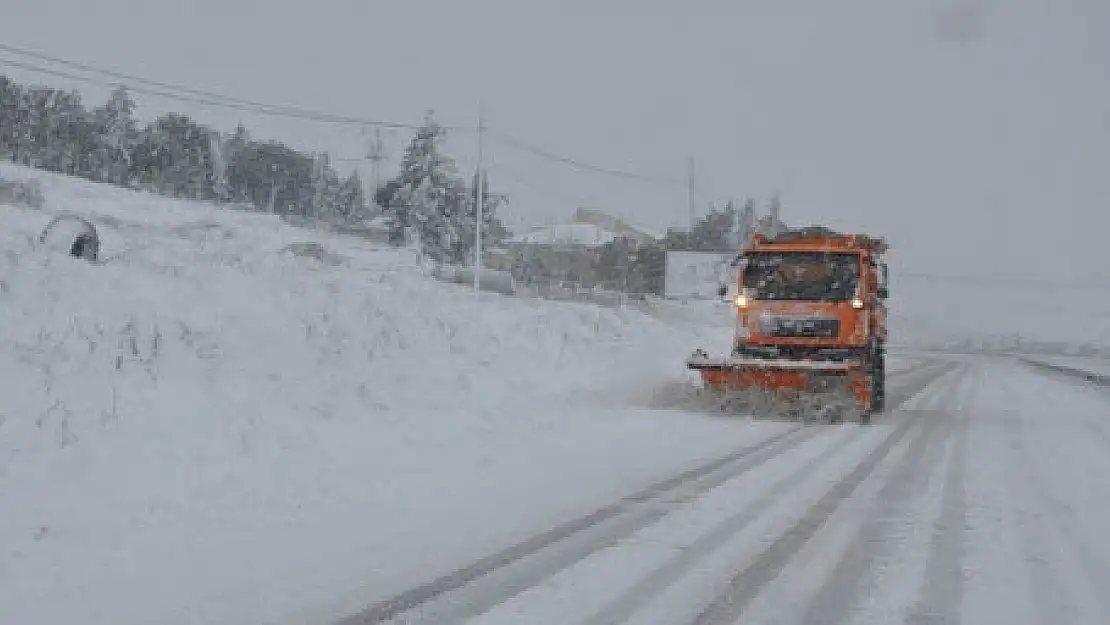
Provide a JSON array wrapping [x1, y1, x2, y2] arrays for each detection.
[[334, 362, 954, 625], [576, 425, 860, 625], [340, 425, 813, 625], [403, 426, 827, 625], [690, 364, 962, 625], [905, 363, 972, 625], [792, 383, 959, 625]]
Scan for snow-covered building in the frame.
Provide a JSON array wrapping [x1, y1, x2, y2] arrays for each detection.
[[569, 207, 662, 245], [495, 209, 659, 286], [509, 222, 618, 247], [508, 208, 659, 249]]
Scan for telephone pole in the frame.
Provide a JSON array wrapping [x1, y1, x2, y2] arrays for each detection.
[[688, 156, 696, 235], [474, 104, 485, 292], [365, 127, 385, 196]]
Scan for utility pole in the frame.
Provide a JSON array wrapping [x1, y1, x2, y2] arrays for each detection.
[[474, 104, 485, 292], [732, 197, 741, 247], [366, 126, 385, 193], [687, 157, 696, 247]]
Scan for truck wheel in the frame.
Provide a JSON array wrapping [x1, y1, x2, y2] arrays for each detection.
[[870, 340, 886, 414]]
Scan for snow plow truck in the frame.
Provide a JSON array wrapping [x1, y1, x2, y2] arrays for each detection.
[[686, 226, 890, 424]]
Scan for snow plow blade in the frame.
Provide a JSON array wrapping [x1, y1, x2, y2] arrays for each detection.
[[685, 350, 872, 423]]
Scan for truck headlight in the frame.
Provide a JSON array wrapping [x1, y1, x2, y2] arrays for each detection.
[[851, 297, 864, 309]]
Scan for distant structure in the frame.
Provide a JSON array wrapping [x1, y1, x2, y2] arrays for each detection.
[[494, 207, 659, 287]]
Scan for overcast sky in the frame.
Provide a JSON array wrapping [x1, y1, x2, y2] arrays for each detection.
[[1, 0, 1107, 286]]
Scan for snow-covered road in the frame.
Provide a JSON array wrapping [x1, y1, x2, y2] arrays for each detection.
[[325, 358, 1110, 625]]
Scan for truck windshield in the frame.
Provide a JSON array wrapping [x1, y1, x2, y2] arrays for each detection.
[[742, 252, 861, 301]]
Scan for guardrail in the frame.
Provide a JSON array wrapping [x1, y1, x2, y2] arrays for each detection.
[[1019, 357, 1110, 387]]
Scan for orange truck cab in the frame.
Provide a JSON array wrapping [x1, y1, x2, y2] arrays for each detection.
[[687, 226, 890, 423]]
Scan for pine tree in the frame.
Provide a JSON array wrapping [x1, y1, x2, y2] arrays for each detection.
[[8, 89, 35, 166], [309, 152, 343, 221], [763, 194, 783, 236], [0, 76, 25, 161], [130, 113, 218, 200], [738, 198, 756, 244], [219, 123, 251, 203], [377, 112, 474, 263], [689, 203, 736, 252], [336, 171, 368, 223], [20, 86, 88, 174], [0, 73, 399, 226], [462, 169, 509, 249], [92, 86, 138, 185]]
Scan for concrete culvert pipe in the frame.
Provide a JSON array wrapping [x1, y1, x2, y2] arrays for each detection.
[[39, 215, 100, 263]]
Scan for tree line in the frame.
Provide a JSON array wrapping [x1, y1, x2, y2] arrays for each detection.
[[0, 76, 372, 221], [0, 74, 511, 265]]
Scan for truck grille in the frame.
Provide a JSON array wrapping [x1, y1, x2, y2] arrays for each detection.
[[762, 316, 840, 339]]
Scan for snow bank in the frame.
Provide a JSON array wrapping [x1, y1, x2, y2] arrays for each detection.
[[0, 165, 756, 625], [1021, 355, 1110, 380]]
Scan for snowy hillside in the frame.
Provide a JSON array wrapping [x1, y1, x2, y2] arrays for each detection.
[[0, 164, 760, 625]]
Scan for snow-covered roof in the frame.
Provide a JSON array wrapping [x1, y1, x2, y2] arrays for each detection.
[[509, 222, 618, 246], [571, 207, 663, 242]]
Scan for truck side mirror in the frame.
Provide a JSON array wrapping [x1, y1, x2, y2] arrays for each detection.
[[717, 285, 728, 299], [877, 286, 889, 299]]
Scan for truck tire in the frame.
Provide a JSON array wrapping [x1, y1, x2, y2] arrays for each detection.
[[858, 340, 885, 425], [870, 340, 886, 414]]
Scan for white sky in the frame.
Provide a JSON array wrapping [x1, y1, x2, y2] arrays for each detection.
[[1, 0, 1107, 285]]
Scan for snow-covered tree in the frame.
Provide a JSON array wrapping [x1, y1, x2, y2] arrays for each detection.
[[91, 86, 138, 185], [308, 152, 341, 219], [129, 113, 219, 200], [759, 194, 785, 237], [737, 197, 756, 245], [0, 76, 24, 161], [377, 112, 476, 263], [467, 169, 510, 246], [217, 123, 251, 202], [0, 73, 413, 222], [20, 87, 89, 175], [335, 171, 368, 223]]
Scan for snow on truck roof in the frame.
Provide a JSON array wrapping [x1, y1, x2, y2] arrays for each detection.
[[751, 226, 889, 254]]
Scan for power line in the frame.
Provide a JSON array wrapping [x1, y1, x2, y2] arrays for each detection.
[[489, 159, 598, 208], [0, 43, 458, 130], [489, 130, 686, 187], [0, 55, 260, 110], [1, 40, 704, 196], [1, 42, 284, 108]]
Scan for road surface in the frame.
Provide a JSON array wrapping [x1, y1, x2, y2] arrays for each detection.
[[329, 356, 1110, 625]]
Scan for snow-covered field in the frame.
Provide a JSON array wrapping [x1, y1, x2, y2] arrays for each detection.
[[0, 166, 741, 625], [4, 166, 1109, 625]]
